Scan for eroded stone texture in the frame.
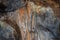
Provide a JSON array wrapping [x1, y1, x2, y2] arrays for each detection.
[[0, 21, 18, 40], [36, 6, 60, 40], [0, 0, 25, 12], [0, 10, 22, 40]]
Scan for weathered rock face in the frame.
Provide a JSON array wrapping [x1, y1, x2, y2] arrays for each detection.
[[35, 6, 60, 40], [0, 21, 17, 40], [0, 0, 25, 12], [0, 10, 22, 40], [0, 0, 60, 40]]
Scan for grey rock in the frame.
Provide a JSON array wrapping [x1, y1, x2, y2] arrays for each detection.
[[0, 21, 18, 40], [0, 0, 25, 12], [35, 7, 60, 40]]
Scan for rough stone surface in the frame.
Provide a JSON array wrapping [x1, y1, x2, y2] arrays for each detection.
[[0, 21, 17, 40], [0, 0, 25, 12], [36, 6, 60, 40]]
